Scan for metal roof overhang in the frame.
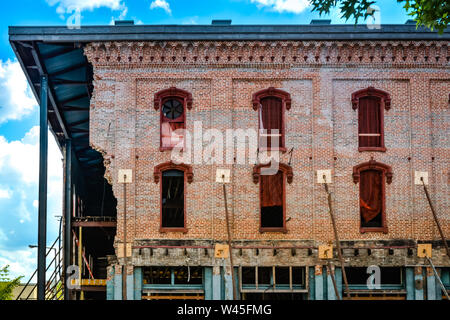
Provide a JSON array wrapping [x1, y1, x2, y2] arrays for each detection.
[[8, 24, 449, 179]]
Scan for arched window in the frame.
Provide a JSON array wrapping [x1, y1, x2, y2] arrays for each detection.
[[253, 162, 293, 233], [252, 87, 291, 152], [154, 161, 193, 232], [154, 87, 193, 151], [352, 87, 391, 152], [353, 158, 393, 233]]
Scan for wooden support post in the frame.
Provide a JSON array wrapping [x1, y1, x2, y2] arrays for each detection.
[[122, 179, 127, 300], [326, 262, 341, 300], [421, 179, 450, 259], [223, 183, 237, 300], [323, 180, 351, 299]]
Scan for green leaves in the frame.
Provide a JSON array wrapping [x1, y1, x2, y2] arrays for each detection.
[[310, 0, 449, 33], [0, 265, 23, 300]]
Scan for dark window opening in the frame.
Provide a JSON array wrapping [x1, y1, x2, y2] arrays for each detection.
[[161, 169, 184, 228], [346, 267, 403, 285], [173, 267, 203, 284], [360, 169, 383, 229], [292, 267, 304, 285], [143, 267, 171, 285], [275, 267, 290, 285], [259, 97, 283, 150], [242, 267, 256, 285], [260, 171, 284, 229], [258, 267, 272, 285]]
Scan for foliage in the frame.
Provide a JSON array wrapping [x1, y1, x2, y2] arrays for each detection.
[[0, 265, 23, 300], [310, 0, 449, 33]]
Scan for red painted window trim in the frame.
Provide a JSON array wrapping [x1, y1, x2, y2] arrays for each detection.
[[352, 87, 391, 152], [352, 158, 393, 234], [252, 87, 291, 153], [154, 87, 193, 151], [154, 161, 193, 233], [253, 162, 293, 233]]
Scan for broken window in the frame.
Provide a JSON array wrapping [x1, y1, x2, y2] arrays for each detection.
[[161, 98, 185, 150], [161, 169, 185, 229], [260, 170, 284, 230], [360, 169, 383, 229]]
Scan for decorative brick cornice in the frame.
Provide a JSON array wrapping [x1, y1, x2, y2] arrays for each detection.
[[253, 162, 293, 184], [352, 158, 393, 184], [85, 41, 449, 67], [154, 161, 193, 184]]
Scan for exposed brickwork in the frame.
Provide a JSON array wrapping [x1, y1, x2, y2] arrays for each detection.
[[85, 40, 449, 266]]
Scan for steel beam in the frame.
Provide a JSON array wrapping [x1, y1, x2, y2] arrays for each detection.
[[37, 74, 48, 300], [63, 139, 72, 300]]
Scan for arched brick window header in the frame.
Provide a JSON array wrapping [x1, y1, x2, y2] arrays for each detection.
[[154, 161, 193, 184], [252, 162, 293, 184], [352, 158, 393, 184], [351, 87, 391, 111], [252, 87, 291, 111], [154, 87, 193, 111]]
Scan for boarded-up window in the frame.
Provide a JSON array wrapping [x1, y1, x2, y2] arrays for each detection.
[[161, 99, 185, 149], [260, 97, 283, 150], [161, 169, 184, 228], [360, 169, 383, 228], [260, 170, 284, 228]]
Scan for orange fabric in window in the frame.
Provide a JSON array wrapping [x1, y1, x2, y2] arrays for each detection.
[[260, 97, 282, 149], [161, 122, 184, 148], [360, 169, 382, 223], [359, 97, 381, 148], [260, 171, 283, 207]]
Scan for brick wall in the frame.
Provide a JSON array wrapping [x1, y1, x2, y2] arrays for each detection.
[[85, 40, 449, 251]]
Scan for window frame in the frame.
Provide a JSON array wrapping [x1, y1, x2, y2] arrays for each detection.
[[252, 87, 291, 153], [352, 158, 393, 234], [351, 87, 391, 152], [154, 87, 193, 152], [154, 161, 193, 233], [253, 162, 293, 233]]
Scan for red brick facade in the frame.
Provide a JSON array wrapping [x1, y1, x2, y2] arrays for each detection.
[[84, 40, 449, 258]]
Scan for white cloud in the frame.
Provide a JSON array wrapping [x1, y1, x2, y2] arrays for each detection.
[[46, 0, 126, 14], [0, 60, 37, 124], [150, 0, 172, 15], [250, 0, 310, 14], [0, 248, 36, 280], [0, 189, 12, 199]]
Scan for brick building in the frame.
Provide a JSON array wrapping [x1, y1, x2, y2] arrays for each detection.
[[10, 20, 450, 300]]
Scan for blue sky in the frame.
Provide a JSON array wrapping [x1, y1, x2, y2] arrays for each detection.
[[0, 0, 410, 280]]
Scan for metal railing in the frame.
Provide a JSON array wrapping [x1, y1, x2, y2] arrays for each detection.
[[16, 235, 64, 300]]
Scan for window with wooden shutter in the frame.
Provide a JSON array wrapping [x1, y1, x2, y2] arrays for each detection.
[[252, 87, 291, 152], [353, 159, 392, 233], [352, 87, 391, 152], [253, 162, 293, 233]]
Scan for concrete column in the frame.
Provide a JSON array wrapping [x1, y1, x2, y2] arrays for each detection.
[[126, 266, 134, 300], [314, 265, 324, 300], [426, 267, 436, 300], [114, 265, 123, 300], [106, 265, 115, 301], [134, 267, 142, 300], [212, 265, 222, 300], [406, 267, 415, 300], [414, 266, 424, 300], [223, 265, 233, 300], [327, 266, 342, 300], [204, 267, 213, 300]]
